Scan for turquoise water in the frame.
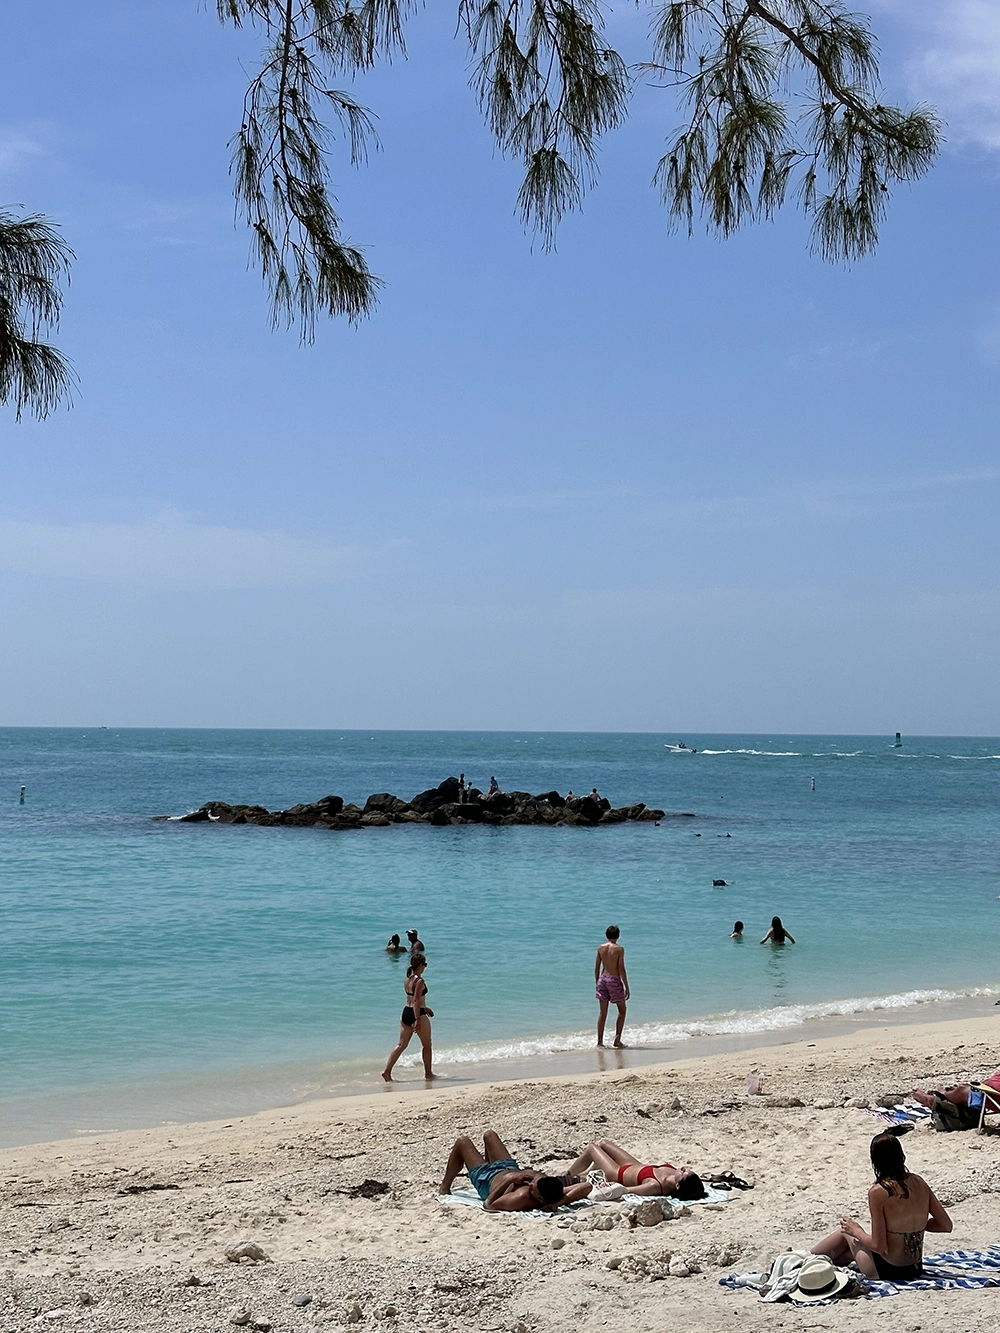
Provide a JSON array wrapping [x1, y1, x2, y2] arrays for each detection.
[[1, 729, 999, 1137]]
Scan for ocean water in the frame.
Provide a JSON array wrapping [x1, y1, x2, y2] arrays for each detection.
[[1, 728, 998, 1143]]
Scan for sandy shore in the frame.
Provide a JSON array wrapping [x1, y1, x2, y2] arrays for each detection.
[[1, 1014, 998, 1331]]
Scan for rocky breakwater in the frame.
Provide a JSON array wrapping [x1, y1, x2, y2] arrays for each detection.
[[170, 776, 685, 830]]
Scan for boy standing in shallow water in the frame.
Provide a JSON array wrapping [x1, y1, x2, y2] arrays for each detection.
[[595, 925, 629, 1048]]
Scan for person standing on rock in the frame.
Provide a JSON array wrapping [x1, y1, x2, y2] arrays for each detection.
[[595, 925, 629, 1048], [458, 773, 466, 802], [487, 775, 499, 796], [382, 953, 436, 1081]]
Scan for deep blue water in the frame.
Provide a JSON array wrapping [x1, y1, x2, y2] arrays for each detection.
[[1, 729, 998, 1126]]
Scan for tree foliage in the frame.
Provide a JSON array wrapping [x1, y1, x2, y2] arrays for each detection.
[[219, 1, 940, 335], [0, 210, 75, 420]]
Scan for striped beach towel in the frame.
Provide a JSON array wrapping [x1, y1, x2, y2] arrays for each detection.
[[721, 1245, 1000, 1302]]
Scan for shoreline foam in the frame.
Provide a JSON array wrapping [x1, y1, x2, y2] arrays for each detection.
[[1, 1012, 998, 1333], [3, 985, 997, 1150]]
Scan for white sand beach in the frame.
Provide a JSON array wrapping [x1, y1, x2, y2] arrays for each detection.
[[2, 1014, 998, 1332]]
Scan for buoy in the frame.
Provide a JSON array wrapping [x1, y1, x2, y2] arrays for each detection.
[[19, 785, 25, 804], [894, 732, 902, 748], [810, 777, 816, 791]]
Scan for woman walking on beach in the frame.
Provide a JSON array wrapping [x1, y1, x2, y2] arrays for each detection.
[[382, 953, 436, 1082], [760, 915, 795, 944]]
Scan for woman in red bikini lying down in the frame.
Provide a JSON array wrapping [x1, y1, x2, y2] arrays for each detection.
[[566, 1138, 707, 1199]]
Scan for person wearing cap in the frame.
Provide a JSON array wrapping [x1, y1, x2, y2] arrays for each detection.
[[406, 928, 424, 954], [810, 1127, 952, 1281]]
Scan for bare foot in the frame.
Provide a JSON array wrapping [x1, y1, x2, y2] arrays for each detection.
[[911, 1087, 934, 1108], [613, 1041, 628, 1049], [597, 1042, 605, 1048], [381, 1071, 393, 1082], [424, 1072, 440, 1080], [438, 1181, 451, 1195]]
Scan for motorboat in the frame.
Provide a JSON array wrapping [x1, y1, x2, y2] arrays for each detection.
[[665, 741, 697, 754]]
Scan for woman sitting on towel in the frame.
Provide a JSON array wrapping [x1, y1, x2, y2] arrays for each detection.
[[811, 1127, 952, 1281], [566, 1138, 707, 1200]]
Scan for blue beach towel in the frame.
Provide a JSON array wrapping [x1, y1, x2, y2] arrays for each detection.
[[720, 1245, 1000, 1303]]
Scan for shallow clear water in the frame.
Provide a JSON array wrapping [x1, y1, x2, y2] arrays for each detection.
[[1, 729, 998, 1131]]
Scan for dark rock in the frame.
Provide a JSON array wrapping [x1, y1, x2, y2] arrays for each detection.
[[481, 791, 514, 815], [326, 814, 363, 830], [364, 793, 410, 815], [597, 797, 611, 811], [428, 808, 450, 825], [316, 794, 344, 814], [625, 803, 647, 820], [436, 802, 484, 823], [575, 796, 604, 824], [535, 790, 565, 807], [410, 777, 461, 813], [343, 803, 363, 814], [636, 808, 665, 821], [601, 808, 628, 823], [179, 808, 212, 822], [360, 812, 391, 826]]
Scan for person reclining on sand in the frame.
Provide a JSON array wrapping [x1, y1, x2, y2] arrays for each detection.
[[439, 1131, 592, 1212], [811, 1126, 951, 1281], [566, 1138, 707, 1199], [912, 1066, 1000, 1111]]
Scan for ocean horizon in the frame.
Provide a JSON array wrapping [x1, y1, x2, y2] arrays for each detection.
[[2, 727, 998, 1145]]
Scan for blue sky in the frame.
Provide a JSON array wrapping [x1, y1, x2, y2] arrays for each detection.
[[0, 2, 998, 732]]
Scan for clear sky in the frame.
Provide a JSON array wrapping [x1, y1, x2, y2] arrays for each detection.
[[1, 2, 998, 733]]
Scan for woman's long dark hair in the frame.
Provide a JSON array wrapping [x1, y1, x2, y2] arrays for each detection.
[[771, 916, 786, 942], [406, 953, 427, 978], [871, 1128, 910, 1197]]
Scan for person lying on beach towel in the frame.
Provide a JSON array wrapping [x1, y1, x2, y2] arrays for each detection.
[[565, 1137, 707, 1200], [810, 1127, 952, 1281], [439, 1131, 593, 1212], [912, 1068, 1000, 1128]]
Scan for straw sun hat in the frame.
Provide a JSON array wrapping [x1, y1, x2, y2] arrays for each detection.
[[788, 1256, 851, 1304]]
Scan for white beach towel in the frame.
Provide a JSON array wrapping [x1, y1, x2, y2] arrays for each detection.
[[436, 1183, 731, 1214]]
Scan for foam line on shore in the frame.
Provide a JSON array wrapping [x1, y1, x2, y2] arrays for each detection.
[[404, 985, 1000, 1068]]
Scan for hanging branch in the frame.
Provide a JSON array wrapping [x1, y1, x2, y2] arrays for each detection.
[[0, 210, 75, 420], [645, 1, 941, 260], [218, 1, 941, 334], [459, 0, 631, 247], [219, 1, 413, 336]]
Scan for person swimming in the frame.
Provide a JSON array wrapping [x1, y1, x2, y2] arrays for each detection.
[[385, 934, 407, 953], [730, 921, 744, 938], [760, 915, 795, 944]]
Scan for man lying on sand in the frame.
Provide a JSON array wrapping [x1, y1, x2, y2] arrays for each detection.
[[440, 1131, 593, 1211], [567, 1137, 707, 1199], [912, 1066, 1000, 1110]]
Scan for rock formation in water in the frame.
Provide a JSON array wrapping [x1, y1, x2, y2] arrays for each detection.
[[167, 776, 690, 829]]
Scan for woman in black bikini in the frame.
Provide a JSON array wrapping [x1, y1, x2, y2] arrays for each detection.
[[811, 1127, 952, 1280], [381, 953, 436, 1082]]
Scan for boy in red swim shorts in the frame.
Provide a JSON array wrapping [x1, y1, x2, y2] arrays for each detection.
[[595, 924, 629, 1048]]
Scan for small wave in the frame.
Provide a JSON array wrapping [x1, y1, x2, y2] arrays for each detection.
[[407, 986, 999, 1069], [817, 751, 863, 757], [699, 748, 802, 757]]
